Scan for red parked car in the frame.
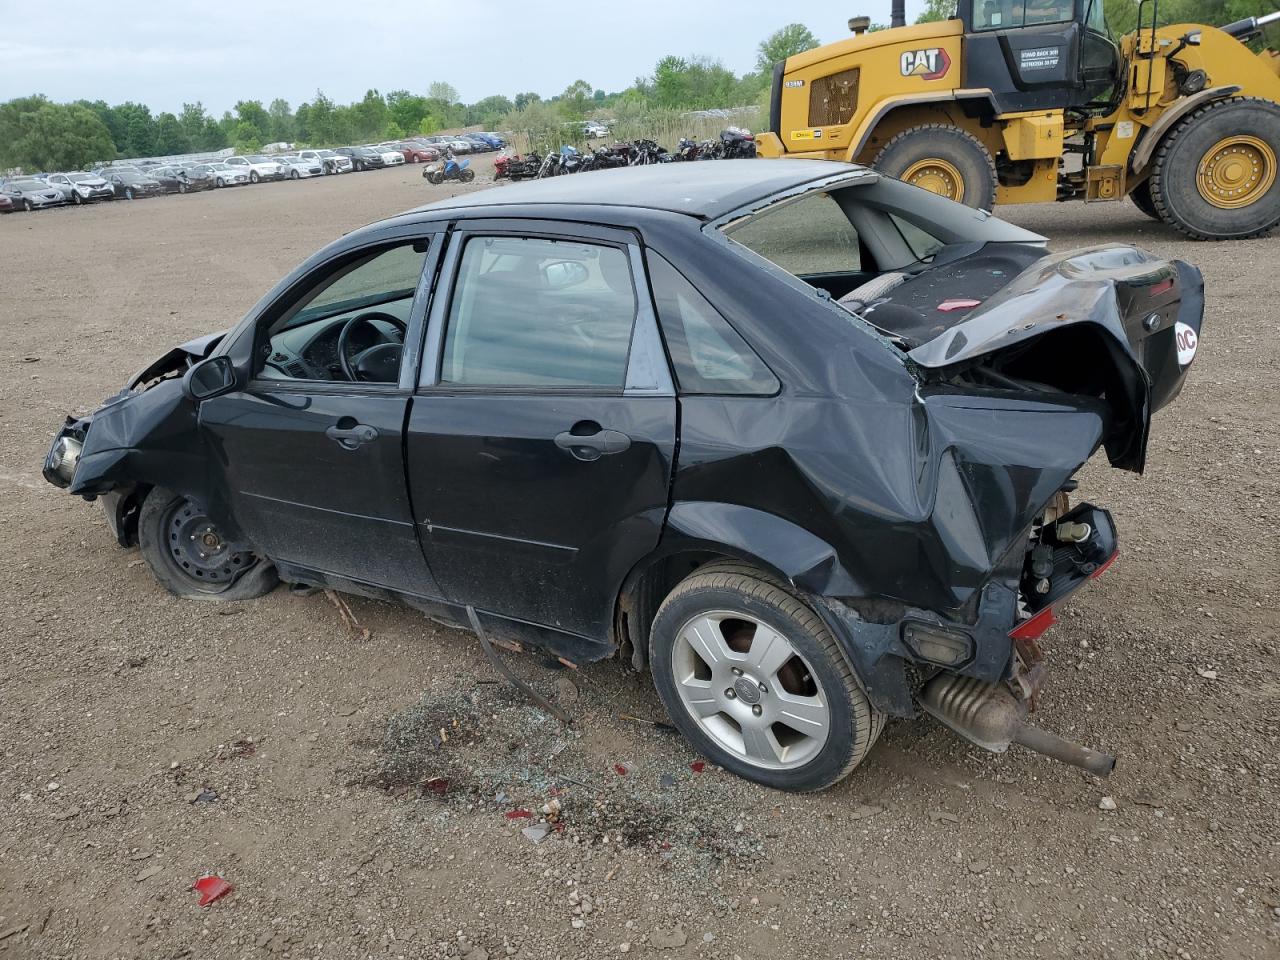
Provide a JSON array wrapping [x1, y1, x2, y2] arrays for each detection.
[[0, 193, 15, 213], [387, 140, 441, 163]]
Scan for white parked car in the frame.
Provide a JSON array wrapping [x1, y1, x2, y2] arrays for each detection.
[[368, 145, 406, 166], [45, 172, 115, 204], [298, 149, 352, 175], [224, 155, 285, 183], [203, 162, 251, 187], [278, 155, 324, 179]]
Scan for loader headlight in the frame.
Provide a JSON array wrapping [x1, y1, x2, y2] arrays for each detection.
[[48, 435, 83, 484]]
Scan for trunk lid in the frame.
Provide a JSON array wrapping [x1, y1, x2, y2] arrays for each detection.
[[864, 244, 1203, 472]]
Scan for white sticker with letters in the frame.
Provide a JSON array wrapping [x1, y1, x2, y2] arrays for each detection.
[[1174, 321, 1198, 366]]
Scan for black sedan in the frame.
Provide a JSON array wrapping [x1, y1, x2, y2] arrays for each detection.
[[105, 169, 164, 200], [42, 162, 1203, 791], [335, 145, 384, 171]]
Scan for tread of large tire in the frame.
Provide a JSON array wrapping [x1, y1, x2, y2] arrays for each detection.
[[1149, 96, 1280, 240], [873, 123, 998, 210], [652, 563, 882, 790]]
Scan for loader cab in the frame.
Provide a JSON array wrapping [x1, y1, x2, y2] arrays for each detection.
[[961, 0, 1122, 112]]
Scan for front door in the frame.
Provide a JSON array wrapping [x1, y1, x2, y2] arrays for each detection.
[[200, 236, 444, 598], [406, 225, 677, 645]]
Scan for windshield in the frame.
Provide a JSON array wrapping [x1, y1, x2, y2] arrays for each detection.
[[246, 155, 269, 163], [12, 180, 46, 190], [117, 172, 145, 182], [66, 173, 92, 182], [317, 150, 336, 157], [971, 0, 1075, 30]]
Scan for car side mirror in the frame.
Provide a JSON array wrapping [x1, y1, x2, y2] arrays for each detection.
[[183, 355, 238, 402], [543, 260, 590, 290]]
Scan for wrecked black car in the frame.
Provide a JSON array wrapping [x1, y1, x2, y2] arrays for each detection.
[[44, 161, 1203, 791]]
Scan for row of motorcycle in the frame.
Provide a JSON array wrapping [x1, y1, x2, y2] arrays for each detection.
[[495, 128, 758, 181]]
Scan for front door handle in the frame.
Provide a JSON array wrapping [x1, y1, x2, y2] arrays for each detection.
[[554, 425, 632, 462], [325, 422, 378, 450]]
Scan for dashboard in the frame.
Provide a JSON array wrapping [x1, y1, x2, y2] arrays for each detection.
[[260, 300, 411, 381]]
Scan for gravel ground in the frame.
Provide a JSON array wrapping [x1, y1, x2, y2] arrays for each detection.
[[0, 159, 1277, 960]]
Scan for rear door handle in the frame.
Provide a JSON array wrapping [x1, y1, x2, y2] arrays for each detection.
[[554, 426, 631, 462], [325, 422, 378, 449]]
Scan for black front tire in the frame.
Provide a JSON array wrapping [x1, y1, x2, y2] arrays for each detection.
[[873, 123, 997, 210], [72, 192, 83, 205], [649, 561, 883, 792], [138, 487, 278, 602], [1129, 180, 1159, 219], [1149, 96, 1280, 240]]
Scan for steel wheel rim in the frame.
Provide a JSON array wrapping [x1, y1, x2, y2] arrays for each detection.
[[163, 499, 254, 587], [671, 610, 831, 770], [901, 158, 965, 201], [1197, 135, 1276, 209]]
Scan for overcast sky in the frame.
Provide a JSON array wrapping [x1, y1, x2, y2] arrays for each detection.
[[0, 0, 929, 115]]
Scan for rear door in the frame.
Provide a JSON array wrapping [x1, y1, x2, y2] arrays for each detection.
[[405, 221, 677, 647]]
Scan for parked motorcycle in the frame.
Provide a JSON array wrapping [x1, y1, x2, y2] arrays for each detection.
[[422, 151, 475, 184], [719, 127, 757, 159], [494, 151, 542, 180]]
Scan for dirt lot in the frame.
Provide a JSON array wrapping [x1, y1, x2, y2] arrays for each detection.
[[1, 159, 1277, 960]]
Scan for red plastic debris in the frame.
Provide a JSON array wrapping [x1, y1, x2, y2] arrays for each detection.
[[689, 761, 706, 773], [423, 777, 449, 796], [191, 875, 232, 907], [504, 809, 533, 820], [613, 762, 633, 776]]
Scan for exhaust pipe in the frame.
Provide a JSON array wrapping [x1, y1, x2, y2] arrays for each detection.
[[919, 674, 1116, 777], [890, 0, 906, 29]]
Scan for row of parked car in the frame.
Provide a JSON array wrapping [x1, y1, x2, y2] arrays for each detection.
[[0, 132, 508, 212]]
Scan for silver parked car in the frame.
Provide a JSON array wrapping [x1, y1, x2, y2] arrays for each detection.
[[1, 178, 66, 211], [45, 172, 115, 204], [278, 155, 324, 179]]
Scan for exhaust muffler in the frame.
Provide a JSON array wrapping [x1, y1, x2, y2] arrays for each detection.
[[919, 674, 1115, 777]]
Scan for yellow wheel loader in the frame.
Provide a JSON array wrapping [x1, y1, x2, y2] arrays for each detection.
[[756, 1, 1280, 239]]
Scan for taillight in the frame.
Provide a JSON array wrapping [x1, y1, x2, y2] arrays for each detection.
[[1090, 549, 1119, 579], [1010, 606, 1058, 641]]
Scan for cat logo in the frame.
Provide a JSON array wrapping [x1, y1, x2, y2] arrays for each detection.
[[900, 47, 951, 80]]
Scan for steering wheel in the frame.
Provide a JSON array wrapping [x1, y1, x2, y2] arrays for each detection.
[[337, 311, 407, 382]]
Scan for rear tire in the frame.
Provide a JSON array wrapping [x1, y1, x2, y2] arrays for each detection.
[[138, 487, 277, 602], [649, 561, 883, 792], [1149, 96, 1280, 240], [1129, 180, 1159, 219], [873, 123, 997, 210]]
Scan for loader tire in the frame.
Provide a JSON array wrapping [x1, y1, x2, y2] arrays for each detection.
[[1129, 180, 1160, 220], [1149, 96, 1280, 240], [873, 124, 997, 210]]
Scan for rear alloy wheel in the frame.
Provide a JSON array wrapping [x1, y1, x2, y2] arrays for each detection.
[[649, 562, 883, 791], [178, 182, 189, 194], [137, 487, 277, 602], [873, 123, 997, 210], [1149, 97, 1280, 239]]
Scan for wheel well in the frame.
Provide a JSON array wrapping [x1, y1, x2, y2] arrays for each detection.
[[614, 550, 786, 673], [852, 99, 1000, 165]]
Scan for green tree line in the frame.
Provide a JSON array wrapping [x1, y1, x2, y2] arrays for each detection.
[[8, 7, 1273, 172], [0, 24, 821, 173]]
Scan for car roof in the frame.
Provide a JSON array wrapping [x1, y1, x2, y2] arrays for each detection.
[[410, 159, 875, 221]]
